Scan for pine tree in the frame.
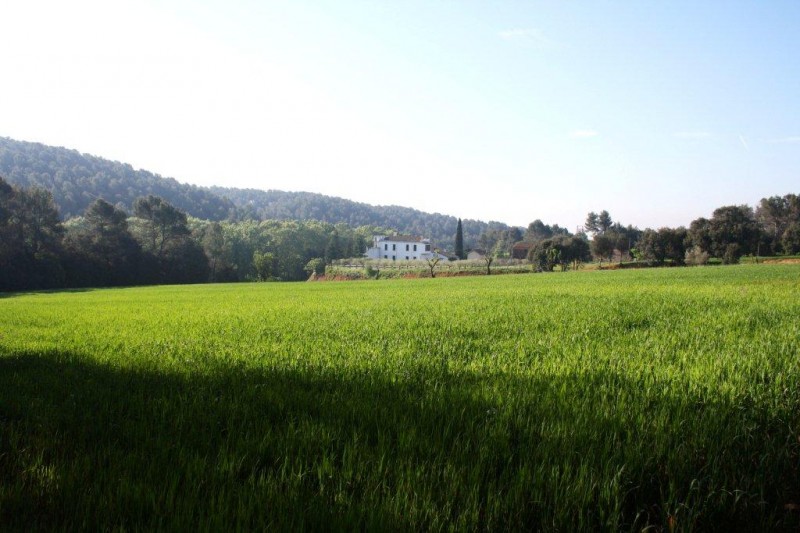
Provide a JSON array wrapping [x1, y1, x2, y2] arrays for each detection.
[[455, 218, 464, 259]]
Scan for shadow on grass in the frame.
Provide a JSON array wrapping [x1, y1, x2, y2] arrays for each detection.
[[1, 351, 798, 531], [0, 287, 101, 299]]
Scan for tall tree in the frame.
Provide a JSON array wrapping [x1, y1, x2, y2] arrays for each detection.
[[524, 219, 555, 242], [591, 234, 614, 266], [687, 217, 712, 253], [454, 218, 464, 259], [598, 210, 613, 234], [707, 205, 761, 263], [132, 195, 208, 283], [585, 212, 600, 234], [324, 229, 342, 263], [0, 177, 64, 290], [782, 222, 800, 254], [200, 221, 231, 282], [133, 195, 190, 258], [755, 194, 800, 254], [64, 199, 142, 286]]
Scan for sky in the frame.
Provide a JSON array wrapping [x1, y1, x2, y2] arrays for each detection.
[[2, 1, 799, 230]]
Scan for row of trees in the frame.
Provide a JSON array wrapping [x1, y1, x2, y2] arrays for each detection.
[[629, 199, 800, 267], [586, 199, 800, 267], [4, 169, 799, 291], [470, 196, 799, 272], [0, 177, 380, 291]]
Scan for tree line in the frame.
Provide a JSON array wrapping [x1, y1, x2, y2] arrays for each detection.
[[4, 169, 799, 292], [0, 176, 379, 292], [582, 200, 799, 267], [470, 198, 800, 272]]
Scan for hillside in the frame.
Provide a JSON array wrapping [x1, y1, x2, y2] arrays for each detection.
[[210, 186, 511, 247], [0, 137, 234, 220], [0, 137, 511, 245]]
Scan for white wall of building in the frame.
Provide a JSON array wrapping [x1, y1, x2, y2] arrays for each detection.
[[365, 236, 444, 261]]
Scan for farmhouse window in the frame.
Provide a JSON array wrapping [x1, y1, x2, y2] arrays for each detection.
[[384, 244, 388, 250], [406, 244, 409, 251], [413, 244, 417, 251], [425, 244, 431, 251], [392, 244, 396, 251]]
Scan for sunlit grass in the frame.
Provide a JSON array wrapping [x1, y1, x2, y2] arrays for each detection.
[[1, 265, 799, 530]]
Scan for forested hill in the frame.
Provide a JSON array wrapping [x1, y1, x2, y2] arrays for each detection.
[[0, 137, 234, 220], [0, 136, 512, 244], [209, 187, 511, 246]]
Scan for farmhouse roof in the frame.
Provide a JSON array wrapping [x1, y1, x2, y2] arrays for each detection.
[[382, 235, 425, 242], [511, 242, 535, 251]]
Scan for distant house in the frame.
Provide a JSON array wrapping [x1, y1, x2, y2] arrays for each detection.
[[511, 242, 534, 260], [467, 249, 486, 261], [365, 235, 449, 262]]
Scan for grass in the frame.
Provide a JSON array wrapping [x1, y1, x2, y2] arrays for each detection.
[[1, 265, 799, 530]]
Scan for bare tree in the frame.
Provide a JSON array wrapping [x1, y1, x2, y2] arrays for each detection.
[[426, 250, 443, 278]]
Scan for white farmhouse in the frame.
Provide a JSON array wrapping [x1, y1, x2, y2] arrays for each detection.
[[365, 235, 449, 262]]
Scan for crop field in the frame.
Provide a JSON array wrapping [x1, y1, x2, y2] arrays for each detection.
[[1, 265, 799, 530]]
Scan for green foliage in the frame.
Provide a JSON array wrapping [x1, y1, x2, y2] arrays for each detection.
[[529, 235, 591, 271], [199, 222, 233, 282], [692, 205, 761, 261], [455, 218, 464, 260], [131, 195, 208, 283], [0, 137, 518, 247], [591, 233, 614, 264], [0, 137, 234, 220], [1, 266, 799, 530], [638, 227, 688, 265], [722, 243, 742, 265], [524, 219, 569, 242], [63, 199, 143, 286], [756, 194, 800, 254], [478, 226, 523, 257], [252, 251, 275, 281], [212, 186, 511, 248], [781, 221, 800, 254], [304, 257, 326, 277], [0, 176, 65, 290], [598, 209, 613, 233], [585, 211, 599, 234]]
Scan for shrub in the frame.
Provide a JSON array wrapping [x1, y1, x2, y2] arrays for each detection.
[[684, 246, 709, 266]]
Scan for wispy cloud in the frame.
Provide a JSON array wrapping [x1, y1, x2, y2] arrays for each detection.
[[498, 28, 553, 47], [571, 129, 599, 139], [739, 134, 749, 151], [673, 131, 712, 139]]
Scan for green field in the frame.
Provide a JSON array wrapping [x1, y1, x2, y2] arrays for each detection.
[[1, 265, 799, 530]]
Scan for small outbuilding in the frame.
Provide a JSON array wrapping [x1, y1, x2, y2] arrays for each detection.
[[511, 242, 534, 260], [467, 249, 486, 260]]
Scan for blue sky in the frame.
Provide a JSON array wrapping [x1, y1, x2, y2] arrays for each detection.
[[2, 1, 798, 230]]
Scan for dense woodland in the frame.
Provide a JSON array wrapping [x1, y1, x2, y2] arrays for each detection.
[[0, 176, 383, 290], [1, 136, 799, 292], [0, 137, 510, 245]]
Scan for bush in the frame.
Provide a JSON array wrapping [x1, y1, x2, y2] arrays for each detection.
[[684, 246, 710, 266], [722, 243, 741, 265]]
